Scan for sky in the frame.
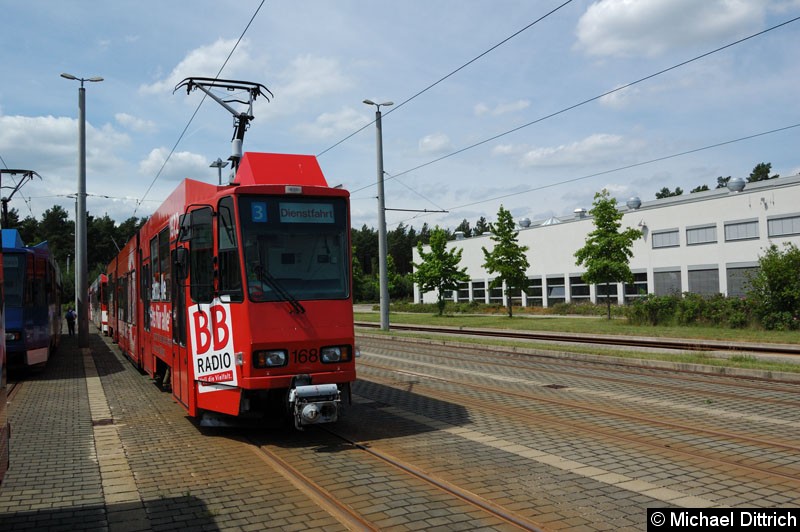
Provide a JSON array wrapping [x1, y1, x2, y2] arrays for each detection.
[[1, 0, 799, 234]]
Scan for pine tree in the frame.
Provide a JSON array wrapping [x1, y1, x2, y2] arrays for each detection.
[[481, 205, 530, 317], [574, 190, 642, 319]]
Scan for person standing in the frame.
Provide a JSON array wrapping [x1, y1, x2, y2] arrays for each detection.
[[65, 308, 76, 337]]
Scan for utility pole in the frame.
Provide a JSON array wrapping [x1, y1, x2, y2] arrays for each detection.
[[363, 100, 393, 331], [61, 73, 103, 348]]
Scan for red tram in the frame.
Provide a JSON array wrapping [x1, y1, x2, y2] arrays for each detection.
[[89, 273, 109, 335], [105, 152, 355, 428]]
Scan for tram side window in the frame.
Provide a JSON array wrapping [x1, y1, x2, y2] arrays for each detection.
[[24, 255, 34, 307], [35, 258, 46, 307], [190, 207, 214, 303], [142, 262, 151, 331], [120, 275, 128, 323], [159, 228, 170, 302], [218, 196, 243, 302], [150, 237, 160, 301]]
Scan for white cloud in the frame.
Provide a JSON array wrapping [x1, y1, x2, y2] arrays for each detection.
[[115, 113, 157, 133], [418, 133, 453, 155], [138, 148, 210, 181], [509, 133, 645, 168], [269, 55, 352, 112], [293, 107, 369, 140], [598, 85, 642, 109], [139, 38, 262, 94], [474, 100, 530, 116], [0, 115, 129, 173], [575, 0, 767, 58]]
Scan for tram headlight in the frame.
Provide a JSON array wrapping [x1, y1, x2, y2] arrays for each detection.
[[321, 345, 352, 363], [253, 350, 287, 368]]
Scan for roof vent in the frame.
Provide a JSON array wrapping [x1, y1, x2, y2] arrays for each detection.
[[519, 217, 531, 228], [727, 177, 746, 193], [573, 208, 587, 219], [454, 231, 465, 240], [626, 196, 641, 210]]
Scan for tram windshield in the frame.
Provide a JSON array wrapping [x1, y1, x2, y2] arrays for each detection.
[[238, 196, 349, 302], [2, 254, 24, 308]]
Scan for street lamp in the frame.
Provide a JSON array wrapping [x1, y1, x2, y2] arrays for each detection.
[[210, 158, 230, 185], [363, 99, 393, 331], [61, 72, 103, 348]]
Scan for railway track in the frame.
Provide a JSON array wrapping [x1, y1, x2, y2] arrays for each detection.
[[359, 360, 800, 483], [354, 335, 800, 483], [355, 321, 800, 356], [244, 426, 547, 531]]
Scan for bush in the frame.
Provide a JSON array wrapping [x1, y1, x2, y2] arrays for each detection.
[[747, 243, 800, 330], [626, 293, 755, 328], [626, 294, 679, 325]]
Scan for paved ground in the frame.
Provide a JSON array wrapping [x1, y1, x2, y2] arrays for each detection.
[[0, 330, 340, 532]]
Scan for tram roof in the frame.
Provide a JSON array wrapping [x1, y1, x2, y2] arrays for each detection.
[[233, 152, 328, 187], [1, 228, 25, 249]]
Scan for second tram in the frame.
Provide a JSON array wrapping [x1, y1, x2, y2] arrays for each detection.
[[1, 229, 62, 368], [89, 273, 109, 335], [0, 229, 8, 484]]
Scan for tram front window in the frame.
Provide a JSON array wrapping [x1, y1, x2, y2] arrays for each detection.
[[239, 196, 349, 302], [2, 255, 24, 308]]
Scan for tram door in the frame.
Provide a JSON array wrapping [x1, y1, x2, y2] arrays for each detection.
[[171, 248, 189, 407]]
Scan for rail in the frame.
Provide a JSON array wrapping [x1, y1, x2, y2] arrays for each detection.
[[354, 321, 800, 356]]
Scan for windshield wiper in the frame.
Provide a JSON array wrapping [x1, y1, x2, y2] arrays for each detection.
[[255, 266, 306, 314]]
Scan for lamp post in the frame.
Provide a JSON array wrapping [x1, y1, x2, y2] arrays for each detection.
[[210, 158, 230, 185], [61, 72, 103, 348], [363, 99, 393, 331]]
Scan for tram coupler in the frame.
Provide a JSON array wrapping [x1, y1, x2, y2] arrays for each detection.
[[288, 383, 341, 430]]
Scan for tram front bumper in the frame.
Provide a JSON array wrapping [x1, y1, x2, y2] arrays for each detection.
[[288, 383, 340, 429]]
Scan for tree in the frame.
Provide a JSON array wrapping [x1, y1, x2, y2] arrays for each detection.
[[715, 176, 731, 189], [473, 216, 491, 236], [1, 207, 21, 229], [574, 189, 642, 319], [454, 219, 471, 237], [748, 162, 779, 182], [655, 187, 683, 199], [481, 205, 530, 318], [690, 184, 709, 193], [38, 205, 74, 265], [747, 243, 800, 330], [351, 224, 378, 275], [412, 228, 469, 316]]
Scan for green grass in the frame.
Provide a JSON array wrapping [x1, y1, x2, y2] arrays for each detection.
[[353, 311, 799, 344], [354, 311, 800, 374]]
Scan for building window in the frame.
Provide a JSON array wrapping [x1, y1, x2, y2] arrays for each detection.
[[724, 220, 759, 241], [595, 282, 618, 305], [624, 272, 648, 302], [471, 280, 485, 302], [652, 229, 679, 249], [654, 270, 681, 295], [767, 215, 800, 238], [686, 225, 717, 246], [546, 276, 565, 305], [570, 275, 590, 300], [688, 268, 719, 295], [526, 278, 542, 307], [457, 281, 470, 301], [508, 286, 524, 306], [727, 267, 758, 297]]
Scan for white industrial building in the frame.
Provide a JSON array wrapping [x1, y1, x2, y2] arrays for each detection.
[[413, 174, 800, 307]]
